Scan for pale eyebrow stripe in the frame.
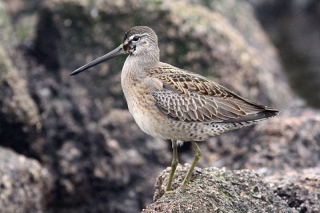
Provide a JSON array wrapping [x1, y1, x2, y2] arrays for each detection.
[[129, 33, 148, 40]]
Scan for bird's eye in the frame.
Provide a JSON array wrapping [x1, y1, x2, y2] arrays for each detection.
[[132, 36, 140, 41]]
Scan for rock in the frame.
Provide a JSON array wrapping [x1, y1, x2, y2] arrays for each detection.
[[247, 0, 320, 108], [198, 108, 320, 174], [265, 167, 320, 213], [0, 1, 41, 158], [143, 165, 296, 212], [144, 165, 320, 212], [0, 148, 51, 213]]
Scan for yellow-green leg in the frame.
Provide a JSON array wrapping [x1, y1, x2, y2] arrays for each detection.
[[181, 141, 201, 187], [165, 140, 179, 192]]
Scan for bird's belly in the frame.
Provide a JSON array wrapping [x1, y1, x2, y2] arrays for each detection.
[[131, 109, 168, 140], [126, 96, 169, 139], [122, 83, 240, 142], [129, 102, 213, 141]]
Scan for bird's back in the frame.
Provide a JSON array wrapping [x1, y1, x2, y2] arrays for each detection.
[[146, 63, 279, 122]]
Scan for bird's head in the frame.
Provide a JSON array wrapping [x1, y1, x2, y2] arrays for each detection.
[[70, 26, 158, 76], [122, 26, 158, 56]]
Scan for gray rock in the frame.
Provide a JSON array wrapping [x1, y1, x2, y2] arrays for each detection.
[[247, 0, 320, 108], [265, 167, 320, 213], [0, 1, 41, 157], [0, 148, 51, 213], [143, 165, 297, 213], [199, 108, 320, 174]]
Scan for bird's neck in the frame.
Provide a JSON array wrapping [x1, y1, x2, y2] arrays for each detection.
[[122, 49, 160, 82]]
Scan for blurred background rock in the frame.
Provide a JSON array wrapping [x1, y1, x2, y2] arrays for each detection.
[[0, 0, 319, 212]]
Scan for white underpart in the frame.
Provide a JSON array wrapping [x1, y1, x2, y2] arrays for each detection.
[[177, 140, 184, 146]]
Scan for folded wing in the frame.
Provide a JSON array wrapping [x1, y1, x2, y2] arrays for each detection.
[[146, 66, 279, 123]]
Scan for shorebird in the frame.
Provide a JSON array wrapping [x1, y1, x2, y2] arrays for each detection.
[[71, 26, 279, 192]]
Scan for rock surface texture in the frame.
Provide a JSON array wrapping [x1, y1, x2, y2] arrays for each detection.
[[144, 166, 297, 213], [247, 0, 320, 108], [0, 148, 51, 213], [0, 0, 319, 212]]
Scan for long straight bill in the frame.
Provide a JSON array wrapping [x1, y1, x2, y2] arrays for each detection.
[[70, 45, 124, 76]]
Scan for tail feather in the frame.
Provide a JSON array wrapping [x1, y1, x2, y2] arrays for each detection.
[[222, 108, 279, 123]]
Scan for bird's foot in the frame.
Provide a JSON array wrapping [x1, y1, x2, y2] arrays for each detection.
[[164, 189, 176, 194], [180, 179, 190, 188]]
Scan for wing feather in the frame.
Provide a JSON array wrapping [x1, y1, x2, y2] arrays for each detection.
[[146, 65, 279, 123]]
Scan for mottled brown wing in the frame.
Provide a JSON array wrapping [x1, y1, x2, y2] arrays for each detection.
[[147, 67, 277, 123]]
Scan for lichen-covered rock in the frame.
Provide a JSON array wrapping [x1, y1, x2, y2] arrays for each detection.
[[143, 165, 296, 213], [247, 0, 320, 108], [0, 1, 39, 126], [0, 1, 41, 157], [0, 148, 51, 213], [198, 108, 320, 174], [265, 167, 320, 213]]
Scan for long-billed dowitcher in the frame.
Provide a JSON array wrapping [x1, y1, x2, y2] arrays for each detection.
[[71, 26, 279, 192]]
